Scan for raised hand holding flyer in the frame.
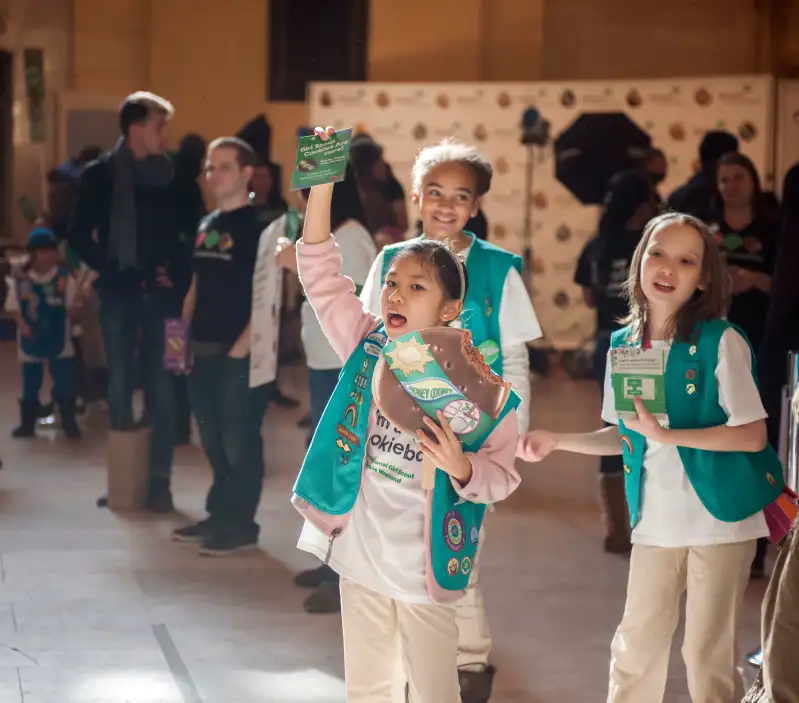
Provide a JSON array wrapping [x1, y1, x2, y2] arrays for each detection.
[[610, 347, 667, 423], [290, 128, 353, 191]]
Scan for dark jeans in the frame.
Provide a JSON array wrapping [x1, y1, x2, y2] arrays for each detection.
[[173, 374, 191, 443], [98, 293, 175, 479], [593, 330, 624, 476], [188, 354, 269, 531], [309, 368, 341, 437], [22, 358, 75, 403]]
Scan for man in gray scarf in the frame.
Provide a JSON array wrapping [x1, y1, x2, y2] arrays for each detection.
[[68, 92, 192, 514]]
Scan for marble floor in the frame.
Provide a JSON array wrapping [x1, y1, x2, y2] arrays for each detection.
[[0, 353, 766, 702]]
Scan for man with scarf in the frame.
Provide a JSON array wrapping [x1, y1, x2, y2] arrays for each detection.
[[67, 92, 192, 512]]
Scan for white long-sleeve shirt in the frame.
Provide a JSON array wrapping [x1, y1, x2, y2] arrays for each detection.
[[360, 246, 542, 433]]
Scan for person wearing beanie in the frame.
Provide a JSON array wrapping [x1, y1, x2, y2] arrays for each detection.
[[666, 130, 739, 219], [5, 226, 80, 438]]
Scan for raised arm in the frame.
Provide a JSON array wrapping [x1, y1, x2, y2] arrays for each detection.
[[298, 181, 381, 362]]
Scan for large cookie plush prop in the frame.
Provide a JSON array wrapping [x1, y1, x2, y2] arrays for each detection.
[[373, 327, 512, 489]]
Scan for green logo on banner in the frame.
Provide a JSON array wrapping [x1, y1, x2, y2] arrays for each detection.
[[477, 339, 500, 366]]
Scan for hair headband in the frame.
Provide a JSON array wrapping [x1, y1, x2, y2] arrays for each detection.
[[443, 239, 466, 304]]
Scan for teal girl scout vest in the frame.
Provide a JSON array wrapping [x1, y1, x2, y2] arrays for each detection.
[[611, 319, 784, 528], [381, 233, 522, 376], [16, 268, 70, 359], [293, 323, 520, 594]]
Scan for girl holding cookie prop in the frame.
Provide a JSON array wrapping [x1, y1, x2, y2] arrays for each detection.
[[360, 138, 540, 702], [519, 211, 793, 703], [293, 127, 521, 703]]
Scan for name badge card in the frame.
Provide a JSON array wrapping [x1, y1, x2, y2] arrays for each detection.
[[610, 347, 667, 423]]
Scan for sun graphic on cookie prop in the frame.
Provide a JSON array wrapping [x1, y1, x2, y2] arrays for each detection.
[[386, 338, 433, 376]]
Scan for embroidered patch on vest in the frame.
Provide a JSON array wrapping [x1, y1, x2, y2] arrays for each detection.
[[766, 473, 777, 487], [686, 369, 696, 380], [460, 556, 472, 575], [621, 436, 633, 454], [469, 525, 480, 546], [447, 558, 459, 576], [686, 383, 696, 395], [443, 510, 465, 552]]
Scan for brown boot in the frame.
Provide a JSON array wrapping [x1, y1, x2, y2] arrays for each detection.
[[599, 474, 631, 555]]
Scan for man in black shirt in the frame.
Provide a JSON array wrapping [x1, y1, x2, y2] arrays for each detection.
[[173, 137, 273, 555], [67, 92, 192, 512]]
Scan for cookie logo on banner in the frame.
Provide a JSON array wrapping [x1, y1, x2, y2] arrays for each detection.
[[739, 121, 757, 142], [412, 123, 428, 140], [556, 225, 572, 243], [493, 224, 507, 241], [437, 93, 450, 109], [694, 88, 713, 107], [319, 91, 333, 107], [533, 192, 549, 209], [553, 290, 571, 309], [496, 157, 509, 175], [443, 510, 465, 552], [669, 123, 686, 142], [473, 124, 488, 141], [533, 255, 546, 274], [497, 92, 511, 108], [626, 89, 643, 108], [376, 92, 390, 109]]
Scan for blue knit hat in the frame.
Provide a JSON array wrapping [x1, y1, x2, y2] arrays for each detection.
[[27, 226, 58, 249]]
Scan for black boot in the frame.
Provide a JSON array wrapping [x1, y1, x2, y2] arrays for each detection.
[[56, 397, 81, 439], [147, 477, 174, 513], [12, 400, 39, 438]]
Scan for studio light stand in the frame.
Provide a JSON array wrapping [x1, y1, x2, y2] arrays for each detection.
[[519, 107, 550, 292]]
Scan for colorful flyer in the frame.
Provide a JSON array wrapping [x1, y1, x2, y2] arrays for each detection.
[[290, 128, 353, 191], [610, 347, 667, 422]]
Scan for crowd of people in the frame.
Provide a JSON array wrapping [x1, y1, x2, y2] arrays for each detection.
[[4, 90, 799, 703]]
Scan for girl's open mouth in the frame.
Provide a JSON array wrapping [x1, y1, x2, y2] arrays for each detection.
[[433, 214, 456, 225], [653, 281, 676, 293], [387, 312, 407, 328]]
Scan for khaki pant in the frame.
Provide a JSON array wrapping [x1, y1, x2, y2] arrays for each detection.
[[340, 577, 460, 703], [608, 541, 755, 703], [743, 519, 799, 703]]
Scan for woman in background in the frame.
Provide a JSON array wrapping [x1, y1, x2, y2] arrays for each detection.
[[276, 165, 378, 615], [709, 152, 780, 579]]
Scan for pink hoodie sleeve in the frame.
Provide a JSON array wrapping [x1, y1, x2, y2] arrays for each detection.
[[452, 411, 521, 504], [297, 238, 381, 363]]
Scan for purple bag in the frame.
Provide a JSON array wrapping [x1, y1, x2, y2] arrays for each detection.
[[163, 318, 190, 373]]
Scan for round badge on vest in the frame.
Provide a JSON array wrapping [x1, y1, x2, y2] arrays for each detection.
[[477, 339, 500, 366]]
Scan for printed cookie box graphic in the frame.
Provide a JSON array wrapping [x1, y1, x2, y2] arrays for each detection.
[[290, 128, 353, 191]]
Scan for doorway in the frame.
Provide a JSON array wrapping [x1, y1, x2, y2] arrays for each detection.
[[0, 51, 12, 240]]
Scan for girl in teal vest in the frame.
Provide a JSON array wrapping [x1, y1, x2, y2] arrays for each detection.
[[359, 138, 541, 702], [292, 128, 521, 703], [519, 212, 788, 703]]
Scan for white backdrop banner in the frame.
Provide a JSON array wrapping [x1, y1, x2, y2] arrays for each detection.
[[309, 75, 774, 349]]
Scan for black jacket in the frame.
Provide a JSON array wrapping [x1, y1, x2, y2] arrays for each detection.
[[67, 152, 200, 299], [666, 169, 715, 219]]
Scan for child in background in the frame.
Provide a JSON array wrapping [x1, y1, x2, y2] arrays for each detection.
[[276, 168, 379, 614], [519, 212, 784, 703], [6, 227, 80, 439], [360, 139, 541, 702], [293, 127, 521, 703]]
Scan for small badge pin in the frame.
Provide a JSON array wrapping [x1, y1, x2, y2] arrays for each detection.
[[686, 369, 696, 380], [686, 383, 696, 395], [689, 345, 697, 356]]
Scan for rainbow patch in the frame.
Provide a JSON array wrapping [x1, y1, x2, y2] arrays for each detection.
[[621, 436, 633, 454]]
